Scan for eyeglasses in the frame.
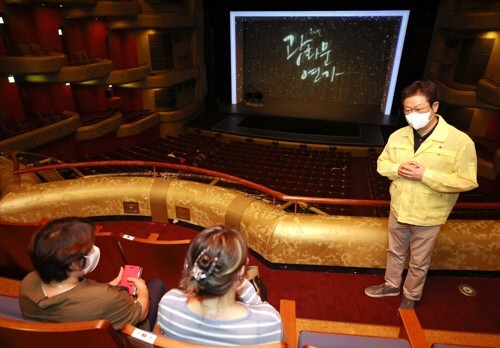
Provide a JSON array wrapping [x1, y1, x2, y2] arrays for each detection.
[[403, 105, 431, 115]]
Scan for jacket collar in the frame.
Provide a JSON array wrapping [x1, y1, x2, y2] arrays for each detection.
[[403, 115, 448, 143]]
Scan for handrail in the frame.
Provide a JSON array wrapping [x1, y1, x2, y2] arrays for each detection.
[[0, 147, 19, 172], [12, 160, 284, 197], [11, 160, 500, 210]]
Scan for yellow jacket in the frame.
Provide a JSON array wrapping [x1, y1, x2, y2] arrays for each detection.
[[377, 115, 478, 226]]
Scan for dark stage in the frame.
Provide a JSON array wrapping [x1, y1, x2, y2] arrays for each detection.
[[196, 100, 391, 146], [212, 114, 385, 146]]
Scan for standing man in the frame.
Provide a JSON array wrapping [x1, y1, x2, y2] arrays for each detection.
[[365, 80, 478, 309]]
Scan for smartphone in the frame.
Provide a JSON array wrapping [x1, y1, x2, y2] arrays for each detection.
[[119, 265, 143, 296]]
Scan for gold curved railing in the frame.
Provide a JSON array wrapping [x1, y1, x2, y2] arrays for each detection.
[[5, 156, 500, 270], [11, 160, 500, 212]]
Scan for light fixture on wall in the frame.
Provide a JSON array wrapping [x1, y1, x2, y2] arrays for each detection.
[[8, 75, 15, 83], [58, 27, 63, 36], [0, 16, 4, 24]]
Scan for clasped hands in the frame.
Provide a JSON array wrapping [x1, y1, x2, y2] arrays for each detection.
[[398, 161, 425, 181]]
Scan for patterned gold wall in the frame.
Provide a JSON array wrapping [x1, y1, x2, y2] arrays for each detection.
[[1, 157, 498, 271]]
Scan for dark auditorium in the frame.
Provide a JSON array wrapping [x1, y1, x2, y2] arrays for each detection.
[[0, 0, 499, 347]]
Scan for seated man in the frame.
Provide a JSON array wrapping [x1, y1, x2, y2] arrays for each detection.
[[18, 217, 152, 330]]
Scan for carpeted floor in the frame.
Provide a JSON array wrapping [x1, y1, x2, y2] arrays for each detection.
[[96, 219, 500, 335]]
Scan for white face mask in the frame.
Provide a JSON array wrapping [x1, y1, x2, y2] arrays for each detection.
[[405, 111, 432, 130], [82, 245, 100, 274]]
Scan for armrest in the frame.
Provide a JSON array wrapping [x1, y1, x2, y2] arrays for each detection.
[[147, 233, 160, 241], [280, 299, 296, 348], [398, 309, 430, 348]]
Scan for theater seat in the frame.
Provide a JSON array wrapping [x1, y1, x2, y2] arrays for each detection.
[[298, 309, 428, 348], [90, 232, 127, 283], [122, 299, 296, 348], [0, 219, 47, 278], [0, 295, 22, 320], [298, 330, 411, 348], [0, 318, 126, 348], [0, 276, 127, 347], [121, 325, 286, 348], [0, 276, 22, 320], [118, 233, 191, 289]]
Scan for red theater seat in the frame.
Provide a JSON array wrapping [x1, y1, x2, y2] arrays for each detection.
[[118, 233, 191, 290], [0, 219, 47, 279]]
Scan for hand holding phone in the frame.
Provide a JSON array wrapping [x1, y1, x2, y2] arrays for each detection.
[[118, 265, 143, 295]]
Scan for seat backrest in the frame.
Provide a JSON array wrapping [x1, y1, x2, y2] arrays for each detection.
[[118, 234, 190, 289], [122, 299, 295, 348], [0, 219, 46, 277], [18, 44, 32, 56], [75, 51, 85, 63], [0, 295, 23, 320], [298, 330, 411, 348], [121, 323, 286, 348], [0, 276, 21, 298], [0, 251, 17, 278], [89, 232, 127, 283], [29, 43, 42, 55], [0, 317, 125, 348]]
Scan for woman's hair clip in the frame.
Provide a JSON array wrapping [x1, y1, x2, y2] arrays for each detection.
[[190, 248, 208, 281], [189, 249, 220, 281], [207, 256, 218, 276], [190, 264, 206, 281]]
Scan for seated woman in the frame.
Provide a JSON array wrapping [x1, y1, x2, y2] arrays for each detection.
[[157, 226, 283, 346], [18, 217, 149, 330]]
